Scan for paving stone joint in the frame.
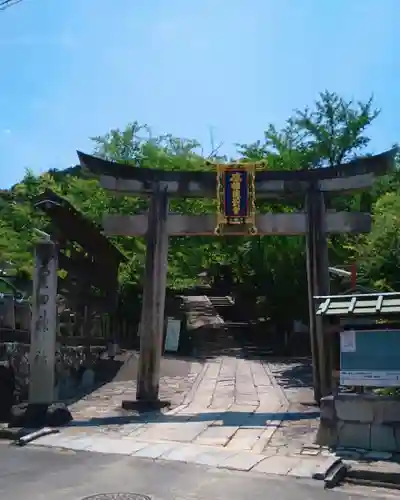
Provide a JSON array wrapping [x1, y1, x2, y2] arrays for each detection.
[[29, 357, 327, 479]]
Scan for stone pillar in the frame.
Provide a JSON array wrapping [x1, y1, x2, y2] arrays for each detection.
[[135, 185, 169, 405], [306, 185, 330, 402], [29, 240, 58, 404]]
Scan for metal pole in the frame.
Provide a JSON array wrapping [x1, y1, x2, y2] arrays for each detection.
[[314, 190, 331, 399], [351, 262, 357, 290]]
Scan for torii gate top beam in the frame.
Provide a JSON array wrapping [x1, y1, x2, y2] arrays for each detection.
[[77, 149, 397, 199]]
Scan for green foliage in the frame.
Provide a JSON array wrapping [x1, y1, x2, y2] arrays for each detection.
[[0, 91, 397, 323], [357, 191, 400, 290]]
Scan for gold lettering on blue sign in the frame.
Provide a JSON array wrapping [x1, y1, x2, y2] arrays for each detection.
[[230, 172, 242, 216], [214, 161, 258, 236]]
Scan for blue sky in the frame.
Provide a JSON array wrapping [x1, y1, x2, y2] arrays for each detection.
[[0, 0, 398, 188]]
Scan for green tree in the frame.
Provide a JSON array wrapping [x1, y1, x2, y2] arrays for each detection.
[[0, 91, 388, 327], [233, 91, 380, 322], [357, 189, 400, 290]]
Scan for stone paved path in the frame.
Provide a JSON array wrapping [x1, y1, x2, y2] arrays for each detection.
[[31, 356, 331, 478], [266, 359, 320, 456], [69, 359, 203, 421]]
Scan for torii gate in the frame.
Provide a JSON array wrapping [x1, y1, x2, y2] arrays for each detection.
[[78, 148, 397, 404]]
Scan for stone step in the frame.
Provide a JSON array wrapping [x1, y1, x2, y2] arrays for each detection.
[[182, 295, 226, 330]]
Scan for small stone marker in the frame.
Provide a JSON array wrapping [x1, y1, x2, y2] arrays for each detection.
[[80, 368, 95, 390]]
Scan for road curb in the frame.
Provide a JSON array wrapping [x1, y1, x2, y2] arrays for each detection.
[[0, 426, 26, 441], [0, 424, 60, 443], [324, 460, 348, 489], [345, 476, 400, 490], [312, 456, 348, 488], [346, 464, 400, 488]]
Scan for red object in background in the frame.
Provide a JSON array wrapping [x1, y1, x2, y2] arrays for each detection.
[[351, 262, 357, 290]]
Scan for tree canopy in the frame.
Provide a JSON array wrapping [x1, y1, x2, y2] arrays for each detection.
[[0, 91, 398, 323]]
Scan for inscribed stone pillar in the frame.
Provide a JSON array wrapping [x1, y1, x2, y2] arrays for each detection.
[[29, 240, 58, 404], [136, 185, 169, 402]]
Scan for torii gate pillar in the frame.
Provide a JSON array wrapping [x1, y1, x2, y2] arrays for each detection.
[[124, 185, 169, 408], [306, 186, 330, 402]]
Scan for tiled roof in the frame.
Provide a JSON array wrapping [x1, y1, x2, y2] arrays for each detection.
[[315, 293, 400, 317]]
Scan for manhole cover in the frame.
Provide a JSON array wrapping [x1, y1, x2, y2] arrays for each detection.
[[82, 495, 151, 500]]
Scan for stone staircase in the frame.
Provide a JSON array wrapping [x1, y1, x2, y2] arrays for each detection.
[[182, 295, 241, 357], [182, 295, 225, 330]]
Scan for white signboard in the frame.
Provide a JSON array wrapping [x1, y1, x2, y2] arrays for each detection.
[[340, 330, 356, 353], [164, 318, 181, 353], [340, 370, 400, 387]]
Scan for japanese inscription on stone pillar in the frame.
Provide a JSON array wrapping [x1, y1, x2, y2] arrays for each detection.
[[29, 241, 58, 404]]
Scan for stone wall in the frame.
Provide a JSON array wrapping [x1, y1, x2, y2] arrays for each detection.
[[0, 342, 105, 404], [317, 393, 400, 452]]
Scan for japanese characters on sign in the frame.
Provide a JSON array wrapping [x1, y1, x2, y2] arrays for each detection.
[[231, 173, 241, 216], [215, 163, 257, 235], [225, 169, 247, 222], [340, 329, 400, 387]]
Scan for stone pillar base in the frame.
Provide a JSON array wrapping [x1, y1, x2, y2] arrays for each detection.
[[121, 399, 170, 412], [317, 393, 400, 452], [8, 402, 73, 428]]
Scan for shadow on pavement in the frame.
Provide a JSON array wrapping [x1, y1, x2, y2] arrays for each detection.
[[267, 359, 314, 389], [67, 409, 320, 429], [63, 352, 195, 406]]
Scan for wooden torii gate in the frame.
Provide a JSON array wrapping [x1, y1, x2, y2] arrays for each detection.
[[78, 148, 397, 404]]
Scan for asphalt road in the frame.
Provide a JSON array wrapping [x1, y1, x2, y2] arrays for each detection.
[[0, 441, 393, 500]]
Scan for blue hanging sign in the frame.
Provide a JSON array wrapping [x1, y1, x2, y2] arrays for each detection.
[[215, 163, 257, 235]]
